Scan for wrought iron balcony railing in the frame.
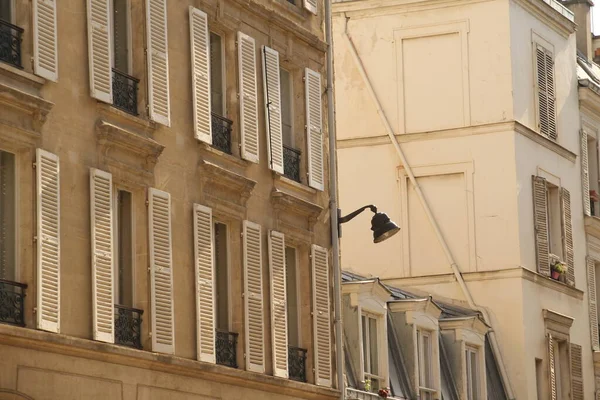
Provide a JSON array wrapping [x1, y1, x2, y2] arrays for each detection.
[[112, 68, 139, 116], [114, 304, 143, 349], [211, 113, 233, 154], [283, 145, 301, 183], [288, 346, 307, 382], [0, 279, 26, 327], [216, 329, 238, 368], [0, 19, 23, 69]]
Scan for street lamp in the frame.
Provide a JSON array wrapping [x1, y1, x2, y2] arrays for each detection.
[[338, 205, 400, 243]]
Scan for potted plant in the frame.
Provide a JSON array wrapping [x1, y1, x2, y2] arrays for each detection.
[[551, 261, 566, 280], [378, 387, 391, 399], [362, 378, 372, 392]]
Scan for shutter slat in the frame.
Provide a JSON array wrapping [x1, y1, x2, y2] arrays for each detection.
[[36, 149, 60, 333], [305, 68, 324, 191], [582, 131, 591, 216], [34, 0, 58, 81], [561, 188, 574, 286], [269, 231, 288, 378], [312, 244, 331, 387], [262, 46, 284, 174], [238, 32, 259, 163], [536, 45, 557, 140], [189, 7, 212, 144], [589, 257, 600, 350], [533, 176, 550, 276], [87, 0, 112, 103], [146, 0, 171, 126], [545, 51, 557, 140], [548, 335, 557, 400], [243, 220, 264, 373], [571, 343, 584, 400]]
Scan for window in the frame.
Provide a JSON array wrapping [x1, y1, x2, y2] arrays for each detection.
[[210, 33, 225, 116], [546, 184, 562, 259], [280, 68, 293, 148], [0, 1, 11, 23], [553, 339, 570, 399], [362, 313, 381, 390], [588, 136, 599, 216], [214, 222, 229, 330], [465, 346, 480, 400], [285, 246, 299, 347], [417, 330, 435, 400], [115, 190, 133, 306], [112, 0, 131, 73], [535, 358, 543, 400], [0, 150, 15, 282], [535, 43, 557, 140]]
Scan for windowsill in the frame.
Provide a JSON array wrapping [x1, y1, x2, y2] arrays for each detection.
[[273, 172, 317, 196], [0, 61, 45, 89], [273, 0, 308, 20], [97, 102, 156, 133], [514, 122, 576, 162], [584, 215, 600, 238], [199, 142, 248, 169]]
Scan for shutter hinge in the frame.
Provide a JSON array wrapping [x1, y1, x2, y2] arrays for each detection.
[[302, 76, 306, 82], [243, 352, 246, 359], [149, 331, 152, 337], [32, 162, 36, 169], [30, 57, 34, 71], [33, 307, 37, 314], [33, 236, 37, 242], [145, 199, 149, 207]]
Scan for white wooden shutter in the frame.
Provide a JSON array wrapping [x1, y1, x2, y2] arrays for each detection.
[[36, 149, 60, 333], [535, 45, 557, 141], [561, 188, 575, 286], [87, 0, 113, 103], [582, 131, 591, 216], [243, 220, 264, 373], [305, 68, 324, 191], [268, 230, 288, 378], [533, 176, 550, 276], [571, 343, 584, 400], [238, 32, 259, 163], [312, 244, 332, 387], [33, 0, 58, 81], [588, 257, 600, 350], [262, 46, 284, 174], [303, 0, 317, 14], [146, 0, 171, 126], [193, 204, 215, 363], [149, 188, 175, 354], [90, 168, 114, 343], [189, 7, 212, 144], [548, 334, 557, 400]]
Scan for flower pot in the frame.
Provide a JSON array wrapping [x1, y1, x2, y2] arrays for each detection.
[[551, 270, 560, 280]]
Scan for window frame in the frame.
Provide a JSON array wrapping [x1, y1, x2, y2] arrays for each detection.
[[280, 67, 294, 148], [209, 31, 227, 117], [0, 148, 17, 283], [110, 0, 133, 74], [361, 311, 384, 389], [465, 345, 480, 400], [285, 245, 301, 347], [113, 187, 135, 306], [0, 1, 14, 24], [213, 220, 232, 331], [532, 34, 557, 141], [417, 329, 436, 398]]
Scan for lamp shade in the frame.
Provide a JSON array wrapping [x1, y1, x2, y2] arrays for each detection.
[[371, 212, 400, 243]]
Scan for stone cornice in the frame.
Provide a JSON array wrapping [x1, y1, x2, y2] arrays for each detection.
[[342, 279, 392, 304], [271, 189, 323, 224], [439, 316, 489, 335], [0, 81, 53, 133], [579, 84, 600, 116], [388, 297, 442, 319], [514, 121, 577, 162], [543, 309, 574, 339], [333, 0, 492, 18], [511, 0, 575, 37], [584, 215, 600, 239]]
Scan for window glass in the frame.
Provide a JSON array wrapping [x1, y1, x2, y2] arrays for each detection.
[[361, 315, 368, 372], [466, 346, 479, 400], [210, 33, 224, 116], [285, 246, 299, 346], [280, 68, 293, 147], [116, 190, 133, 306], [0, 150, 15, 281], [369, 316, 378, 375], [113, 0, 129, 73], [214, 222, 228, 330], [418, 330, 434, 400], [0, 2, 11, 23]]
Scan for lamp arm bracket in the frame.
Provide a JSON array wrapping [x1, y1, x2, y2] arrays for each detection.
[[338, 205, 377, 224]]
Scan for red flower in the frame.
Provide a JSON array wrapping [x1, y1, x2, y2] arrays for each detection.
[[378, 388, 390, 398]]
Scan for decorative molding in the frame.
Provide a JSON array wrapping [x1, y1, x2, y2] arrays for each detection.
[[97, 103, 156, 135], [439, 316, 490, 336], [514, 121, 577, 162], [388, 297, 442, 319], [543, 309, 574, 339], [585, 216, 600, 240], [271, 189, 322, 224], [274, 173, 318, 196], [587, 233, 600, 261], [333, 0, 493, 18], [342, 278, 392, 305], [0, 81, 53, 134], [511, 0, 575, 38]]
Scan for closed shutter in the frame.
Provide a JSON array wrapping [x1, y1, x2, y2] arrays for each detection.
[[548, 334, 557, 400], [312, 244, 332, 387], [305, 68, 324, 191], [146, 0, 171, 126], [303, 0, 317, 14], [36, 149, 60, 333], [148, 188, 175, 354], [33, 0, 58, 81], [189, 7, 212, 144], [86, 0, 113, 103], [193, 204, 215, 363], [571, 343, 584, 400], [243, 220, 264, 373], [588, 257, 600, 350], [262, 46, 284, 174], [582, 131, 591, 216], [561, 188, 575, 286], [535, 44, 557, 140], [268, 230, 288, 378], [533, 176, 550, 276], [238, 32, 259, 163], [90, 168, 114, 343]]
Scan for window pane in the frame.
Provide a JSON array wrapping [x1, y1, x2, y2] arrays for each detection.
[[280, 69, 293, 147], [470, 350, 478, 399], [362, 315, 368, 373], [285, 246, 299, 346], [117, 190, 133, 306], [423, 334, 432, 387], [0, 2, 11, 23], [214, 223, 228, 330], [210, 33, 224, 115], [0, 151, 15, 282], [113, 0, 129, 72], [369, 317, 378, 375]]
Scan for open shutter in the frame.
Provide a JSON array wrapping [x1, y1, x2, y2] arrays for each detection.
[[243, 220, 264, 373], [269, 230, 288, 378], [561, 188, 574, 286], [571, 343, 584, 400], [545, 50, 557, 141], [33, 0, 58, 81], [588, 257, 600, 350], [90, 168, 114, 343], [305, 68, 324, 191], [193, 204, 215, 363], [303, 0, 317, 14], [86, 0, 113, 103], [582, 131, 591, 216], [312, 244, 332, 387], [238, 32, 259, 163], [149, 188, 175, 354], [533, 176, 550, 276], [535, 45, 557, 140], [548, 334, 557, 400], [36, 149, 60, 333], [262, 46, 284, 174], [189, 7, 212, 144], [146, 0, 171, 126]]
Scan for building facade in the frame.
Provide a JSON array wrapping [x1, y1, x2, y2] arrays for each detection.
[[0, 0, 338, 399]]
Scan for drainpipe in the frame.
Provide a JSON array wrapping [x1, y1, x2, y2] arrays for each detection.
[[324, 0, 345, 399], [340, 16, 516, 400]]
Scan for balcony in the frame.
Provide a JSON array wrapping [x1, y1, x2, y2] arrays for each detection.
[[112, 68, 139, 116], [211, 113, 233, 154], [283, 145, 301, 183], [0, 20, 23, 69], [0, 279, 26, 326], [288, 346, 307, 382], [216, 329, 238, 368], [114, 304, 143, 349]]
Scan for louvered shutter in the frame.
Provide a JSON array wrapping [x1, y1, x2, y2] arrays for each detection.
[[303, 0, 317, 14], [533, 176, 550, 276], [548, 334, 557, 400], [312, 244, 332, 387], [238, 32, 259, 163], [535, 45, 557, 141], [262, 47, 284, 174], [269, 230, 288, 378], [36, 149, 60, 333], [561, 188, 575, 286], [582, 131, 591, 216], [588, 257, 600, 350], [86, 0, 113, 103], [33, 0, 58, 81], [571, 343, 584, 400], [148, 188, 175, 354], [243, 220, 264, 373], [189, 7, 212, 144], [305, 68, 324, 191], [193, 204, 215, 363], [146, 0, 171, 126], [90, 169, 114, 343]]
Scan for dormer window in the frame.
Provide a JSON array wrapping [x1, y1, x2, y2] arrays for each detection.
[[417, 329, 435, 400], [362, 313, 382, 390], [465, 346, 480, 400]]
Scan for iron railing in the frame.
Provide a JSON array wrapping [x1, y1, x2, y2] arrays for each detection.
[[283, 145, 301, 182], [114, 304, 143, 349], [112, 68, 139, 116], [216, 329, 238, 368], [288, 346, 307, 382], [0, 20, 23, 68], [0, 279, 26, 326], [211, 113, 233, 154]]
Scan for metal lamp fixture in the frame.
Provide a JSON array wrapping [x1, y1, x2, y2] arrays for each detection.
[[337, 205, 400, 243]]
